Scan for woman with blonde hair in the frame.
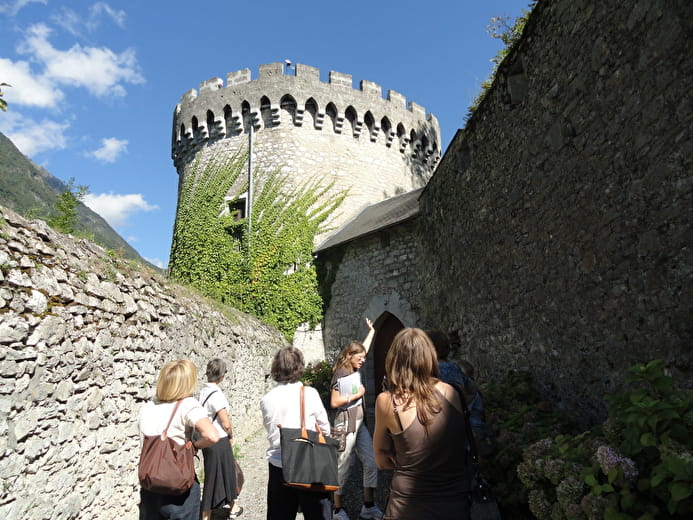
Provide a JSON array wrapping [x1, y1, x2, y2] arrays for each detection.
[[330, 318, 382, 520], [138, 359, 219, 520], [373, 328, 472, 520]]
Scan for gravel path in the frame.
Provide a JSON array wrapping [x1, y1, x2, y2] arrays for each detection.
[[211, 426, 391, 520]]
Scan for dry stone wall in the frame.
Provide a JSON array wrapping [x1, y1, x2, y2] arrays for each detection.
[[416, 0, 692, 422], [0, 206, 284, 519]]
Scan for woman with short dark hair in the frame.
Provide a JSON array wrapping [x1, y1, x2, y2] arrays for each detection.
[[198, 358, 239, 520], [260, 347, 332, 520]]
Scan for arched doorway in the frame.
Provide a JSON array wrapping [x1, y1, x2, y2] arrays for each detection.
[[372, 312, 404, 398]]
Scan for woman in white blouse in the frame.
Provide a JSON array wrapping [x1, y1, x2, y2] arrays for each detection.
[[260, 347, 332, 520]]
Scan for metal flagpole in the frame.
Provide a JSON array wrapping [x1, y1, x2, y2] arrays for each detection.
[[247, 121, 253, 239]]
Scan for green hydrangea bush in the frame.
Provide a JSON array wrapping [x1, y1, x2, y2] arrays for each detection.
[[517, 360, 693, 520]]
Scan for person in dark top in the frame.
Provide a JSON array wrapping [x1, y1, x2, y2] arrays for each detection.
[[373, 328, 472, 520], [427, 330, 485, 429]]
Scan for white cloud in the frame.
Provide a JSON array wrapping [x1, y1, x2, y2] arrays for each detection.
[[0, 111, 69, 156], [52, 2, 126, 37], [83, 192, 158, 228], [90, 2, 126, 28], [0, 0, 47, 16], [145, 257, 167, 269], [87, 137, 128, 163], [18, 23, 144, 98], [0, 57, 65, 107]]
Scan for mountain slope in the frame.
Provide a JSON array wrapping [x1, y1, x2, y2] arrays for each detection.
[[0, 131, 149, 264]]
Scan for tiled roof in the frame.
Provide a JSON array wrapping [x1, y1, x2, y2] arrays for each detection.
[[315, 187, 423, 253]]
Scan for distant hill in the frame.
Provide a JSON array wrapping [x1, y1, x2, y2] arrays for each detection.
[[0, 131, 150, 265]]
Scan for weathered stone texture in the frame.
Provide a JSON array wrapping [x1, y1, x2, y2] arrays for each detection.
[[319, 221, 421, 395], [0, 206, 284, 519], [416, 0, 692, 422]]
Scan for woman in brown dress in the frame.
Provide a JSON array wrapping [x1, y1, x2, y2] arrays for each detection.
[[373, 328, 472, 520]]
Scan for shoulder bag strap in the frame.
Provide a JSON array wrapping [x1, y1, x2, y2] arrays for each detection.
[[299, 385, 328, 444], [162, 399, 182, 439], [390, 394, 404, 432], [201, 390, 218, 406], [453, 384, 479, 468], [299, 385, 306, 435], [201, 390, 219, 423]]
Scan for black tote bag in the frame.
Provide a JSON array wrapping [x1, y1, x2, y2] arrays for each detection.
[[279, 386, 340, 492]]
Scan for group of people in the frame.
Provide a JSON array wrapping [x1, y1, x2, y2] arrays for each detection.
[[138, 358, 242, 520], [138, 320, 485, 520]]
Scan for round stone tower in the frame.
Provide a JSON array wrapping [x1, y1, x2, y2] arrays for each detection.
[[171, 62, 441, 235]]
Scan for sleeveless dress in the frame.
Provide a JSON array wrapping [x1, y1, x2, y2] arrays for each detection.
[[384, 390, 471, 520]]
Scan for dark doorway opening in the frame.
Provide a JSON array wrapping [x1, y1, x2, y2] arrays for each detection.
[[372, 312, 404, 398]]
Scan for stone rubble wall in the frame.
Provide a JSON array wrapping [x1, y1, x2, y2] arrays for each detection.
[[417, 0, 692, 422], [0, 205, 285, 519]]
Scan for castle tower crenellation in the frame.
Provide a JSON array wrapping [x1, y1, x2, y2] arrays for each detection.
[[172, 62, 440, 165], [171, 62, 441, 243]]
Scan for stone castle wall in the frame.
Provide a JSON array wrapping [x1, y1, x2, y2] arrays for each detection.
[[171, 63, 441, 238], [0, 206, 285, 519], [416, 0, 692, 422], [319, 220, 421, 374]]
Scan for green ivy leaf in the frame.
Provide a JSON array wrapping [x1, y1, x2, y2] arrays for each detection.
[[669, 481, 692, 501], [640, 432, 657, 446]]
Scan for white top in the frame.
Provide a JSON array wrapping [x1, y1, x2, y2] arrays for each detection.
[[198, 381, 230, 438], [260, 381, 330, 468], [138, 396, 207, 446]]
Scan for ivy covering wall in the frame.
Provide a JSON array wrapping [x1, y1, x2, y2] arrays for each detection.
[[168, 152, 344, 340]]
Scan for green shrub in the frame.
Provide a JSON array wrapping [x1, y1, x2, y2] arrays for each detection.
[[300, 360, 333, 411], [518, 360, 693, 519], [480, 369, 578, 518]]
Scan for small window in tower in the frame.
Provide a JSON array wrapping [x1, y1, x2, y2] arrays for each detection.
[[228, 194, 247, 221]]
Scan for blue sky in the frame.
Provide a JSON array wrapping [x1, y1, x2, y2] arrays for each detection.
[[0, 0, 530, 268]]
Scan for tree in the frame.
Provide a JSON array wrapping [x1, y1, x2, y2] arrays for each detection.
[[48, 178, 88, 234], [0, 83, 10, 112], [467, 2, 536, 117]]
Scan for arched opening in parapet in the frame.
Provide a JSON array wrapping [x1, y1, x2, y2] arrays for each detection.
[[364, 111, 376, 142], [191, 116, 201, 141], [280, 95, 297, 126], [179, 123, 186, 143], [371, 312, 405, 402], [305, 98, 318, 129], [381, 117, 392, 147], [421, 134, 429, 160], [397, 123, 407, 150], [260, 96, 273, 129], [345, 106, 358, 138], [206, 110, 215, 139], [326, 103, 338, 133], [224, 105, 239, 137], [410, 129, 418, 157], [241, 100, 252, 133]]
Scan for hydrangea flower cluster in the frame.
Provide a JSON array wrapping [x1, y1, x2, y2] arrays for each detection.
[[596, 445, 638, 482], [556, 476, 585, 508], [579, 494, 609, 520], [528, 489, 552, 520]]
